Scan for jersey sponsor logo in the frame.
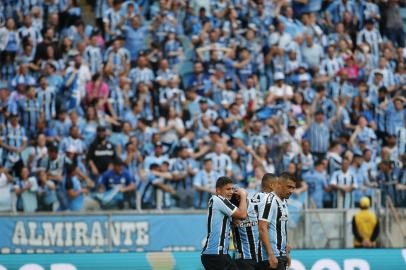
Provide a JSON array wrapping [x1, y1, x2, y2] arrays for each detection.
[[238, 220, 258, 228], [94, 150, 114, 156]]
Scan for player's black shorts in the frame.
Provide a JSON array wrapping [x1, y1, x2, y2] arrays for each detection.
[[235, 258, 257, 270], [201, 254, 238, 270], [255, 256, 287, 270]]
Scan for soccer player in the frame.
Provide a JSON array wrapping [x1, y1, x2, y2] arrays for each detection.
[[201, 176, 248, 270], [232, 173, 277, 270], [258, 173, 296, 270]]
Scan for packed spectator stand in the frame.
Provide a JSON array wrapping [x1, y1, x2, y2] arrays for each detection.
[[0, 0, 404, 213]]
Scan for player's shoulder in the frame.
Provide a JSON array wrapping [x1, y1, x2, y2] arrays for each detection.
[[213, 194, 231, 204], [250, 192, 267, 203], [264, 193, 276, 204]]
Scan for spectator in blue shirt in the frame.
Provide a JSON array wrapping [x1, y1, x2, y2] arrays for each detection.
[[97, 158, 136, 209], [303, 161, 330, 208]]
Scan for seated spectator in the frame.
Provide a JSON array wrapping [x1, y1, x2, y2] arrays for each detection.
[[193, 158, 219, 209]]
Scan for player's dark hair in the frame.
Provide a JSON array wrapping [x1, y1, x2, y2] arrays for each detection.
[[261, 173, 276, 189], [216, 176, 233, 188], [279, 172, 293, 182]]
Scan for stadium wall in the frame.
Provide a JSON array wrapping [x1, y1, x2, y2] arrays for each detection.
[[0, 210, 404, 254], [0, 249, 405, 270]]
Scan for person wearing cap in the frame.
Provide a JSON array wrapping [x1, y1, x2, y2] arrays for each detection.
[[97, 157, 136, 209], [87, 126, 117, 179], [268, 72, 293, 102], [199, 98, 218, 122], [352, 197, 379, 248]]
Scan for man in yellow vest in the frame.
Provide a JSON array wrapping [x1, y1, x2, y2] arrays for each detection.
[[352, 197, 379, 248]]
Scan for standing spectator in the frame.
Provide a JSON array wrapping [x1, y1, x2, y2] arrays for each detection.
[[306, 110, 330, 162], [85, 73, 109, 107], [376, 160, 398, 206], [158, 107, 185, 146], [19, 85, 40, 139], [303, 161, 329, 208], [37, 168, 57, 211], [383, 0, 405, 48], [87, 125, 116, 179], [331, 157, 358, 208], [97, 158, 136, 209], [103, 0, 124, 44], [193, 157, 218, 209], [352, 197, 379, 248], [206, 143, 232, 177], [357, 19, 382, 59], [293, 140, 314, 174], [15, 166, 38, 212], [0, 166, 12, 212], [36, 75, 56, 122], [301, 35, 323, 74], [27, 133, 48, 173], [64, 162, 87, 212], [0, 114, 27, 172], [84, 33, 103, 75]]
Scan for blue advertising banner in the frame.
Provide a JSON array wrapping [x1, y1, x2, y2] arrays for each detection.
[[0, 249, 405, 270], [0, 214, 207, 254]]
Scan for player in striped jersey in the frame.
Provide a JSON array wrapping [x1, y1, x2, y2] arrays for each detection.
[[258, 173, 295, 270], [201, 176, 248, 270], [231, 173, 276, 270]]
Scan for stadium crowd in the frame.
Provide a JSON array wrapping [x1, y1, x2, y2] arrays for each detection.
[[0, 0, 404, 212]]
